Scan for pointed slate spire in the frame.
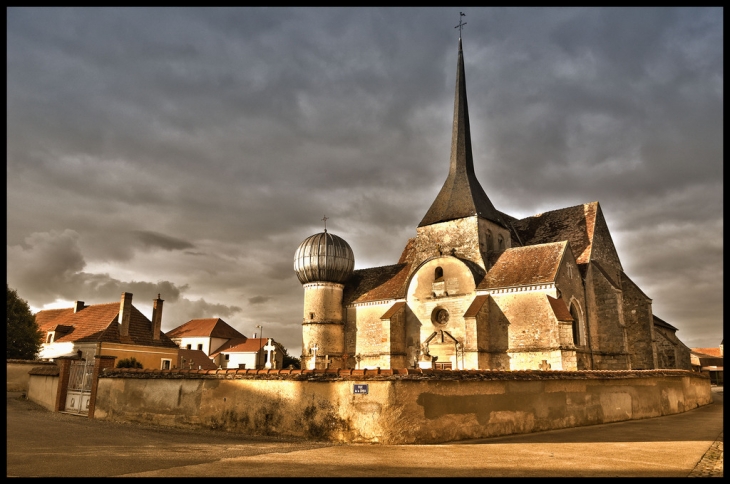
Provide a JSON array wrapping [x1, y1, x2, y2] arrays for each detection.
[[418, 38, 505, 228]]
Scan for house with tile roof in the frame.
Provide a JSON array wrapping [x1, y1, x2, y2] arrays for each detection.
[[166, 318, 285, 369], [35, 292, 179, 369], [690, 340, 723, 385], [291, 36, 692, 372]]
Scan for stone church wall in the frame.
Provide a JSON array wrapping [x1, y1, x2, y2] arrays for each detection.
[[654, 326, 692, 371], [585, 265, 629, 370], [93, 368, 712, 445], [621, 274, 657, 369], [348, 303, 393, 368]]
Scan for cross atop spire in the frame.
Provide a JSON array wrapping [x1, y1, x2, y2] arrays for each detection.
[[322, 215, 329, 232], [455, 12, 467, 39]]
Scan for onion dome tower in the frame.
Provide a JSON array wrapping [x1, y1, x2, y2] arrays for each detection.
[[294, 223, 354, 370]]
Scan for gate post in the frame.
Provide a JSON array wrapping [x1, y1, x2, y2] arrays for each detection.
[[88, 355, 117, 419], [53, 356, 81, 412]]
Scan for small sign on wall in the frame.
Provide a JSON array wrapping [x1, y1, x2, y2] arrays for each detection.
[[353, 384, 369, 394]]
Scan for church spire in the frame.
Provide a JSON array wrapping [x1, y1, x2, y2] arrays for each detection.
[[418, 37, 505, 228]]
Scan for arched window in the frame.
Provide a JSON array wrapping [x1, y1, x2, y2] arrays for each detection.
[[435, 266, 444, 281], [497, 234, 505, 251], [486, 230, 493, 252], [569, 303, 581, 346]]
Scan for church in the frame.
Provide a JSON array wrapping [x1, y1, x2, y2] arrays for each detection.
[[293, 37, 691, 372]]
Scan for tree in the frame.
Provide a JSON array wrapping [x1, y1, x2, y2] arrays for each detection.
[[7, 285, 43, 360], [116, 357, 143, 369], [281, 346, 301, 369]]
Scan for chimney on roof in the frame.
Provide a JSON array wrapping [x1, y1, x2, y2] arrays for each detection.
[[119, 292, 133, 337], [73, 301, 85, 313], [151, 294, 164, 341]]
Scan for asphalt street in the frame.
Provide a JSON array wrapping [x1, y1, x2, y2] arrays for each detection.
[[6, 387, 723, 477]]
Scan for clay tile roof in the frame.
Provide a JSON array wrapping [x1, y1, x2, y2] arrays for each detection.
[[464, 294, 489, 318], [511, 202, 597, 264], [35, 308, 74, 330], [166, 318, 245, 339], [547, 295, 573, 321], [344, 263, 411, 305], [210, 337, 270, 356], [380, 302, 406, 320], [35, 302, 178, 348], [478, 241, 567, 290], [690, 347, 723, 358], [178, 348, 217, 370], [36, 303, 119, 343]]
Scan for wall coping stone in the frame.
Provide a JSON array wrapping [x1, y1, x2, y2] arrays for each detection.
[[28, 365, 60, 376], [99, 367, 707, 382], [7, 359, 57, 365]]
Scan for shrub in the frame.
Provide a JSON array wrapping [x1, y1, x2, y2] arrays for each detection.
[[116, 357, 143, 369]]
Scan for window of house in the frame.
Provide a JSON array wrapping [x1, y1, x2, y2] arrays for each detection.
[[497, 234, 504, 251], [238, 363, 246, 369], [435, 267, 444, 280], [186, 344, 192, 350], [161, 359, 171, 370], [486, 230, 493, 252], [197, 344, 203, 351], [46, 332, 54, 344], [225, 354, 230, 361]]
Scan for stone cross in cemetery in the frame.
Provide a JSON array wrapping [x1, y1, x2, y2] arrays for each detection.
[[309, 344, 319, 370], [263, 338, 276, 369]]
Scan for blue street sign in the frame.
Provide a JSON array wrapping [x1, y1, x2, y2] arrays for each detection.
[[353, 384, 369, 394]]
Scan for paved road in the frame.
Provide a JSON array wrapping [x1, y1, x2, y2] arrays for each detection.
[[7, 388, 723, 477]]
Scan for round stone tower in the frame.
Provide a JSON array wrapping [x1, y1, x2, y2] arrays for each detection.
[[294, 230, 354, 370]]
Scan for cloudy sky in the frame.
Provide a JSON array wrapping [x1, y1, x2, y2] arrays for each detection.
[[7, 7, 723, 356]]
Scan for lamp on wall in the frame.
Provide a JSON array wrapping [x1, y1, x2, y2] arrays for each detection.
[[256, 324, 263, 369]]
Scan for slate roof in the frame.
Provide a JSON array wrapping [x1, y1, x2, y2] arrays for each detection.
[[418, 39, 506, 229], [210, 337, 271, 356], [547, 295, 573, 321], [166, 318, 245, 340], [463, 294, 489, 318], [478, 241, 567, 290], [35, 302, 177, 348], [511, 202, 598, 264], [653, 315, 678, 331], [380, 302, 406, 320]]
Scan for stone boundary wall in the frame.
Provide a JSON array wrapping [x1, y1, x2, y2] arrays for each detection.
[[94, 368, 712, 444], [6, 359, 57, 392], [27, 365, 60, 411]]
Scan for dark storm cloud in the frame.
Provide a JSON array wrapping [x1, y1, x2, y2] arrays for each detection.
[[6, 7, 723, 353], [134, 231, 196, 251], [6, 229, 184, 308]]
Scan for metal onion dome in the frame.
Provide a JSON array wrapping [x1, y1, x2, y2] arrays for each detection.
[[293, 231, 355, 284]]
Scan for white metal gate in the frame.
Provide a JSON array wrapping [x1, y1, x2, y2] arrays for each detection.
[[64, 360, 93, 415]]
